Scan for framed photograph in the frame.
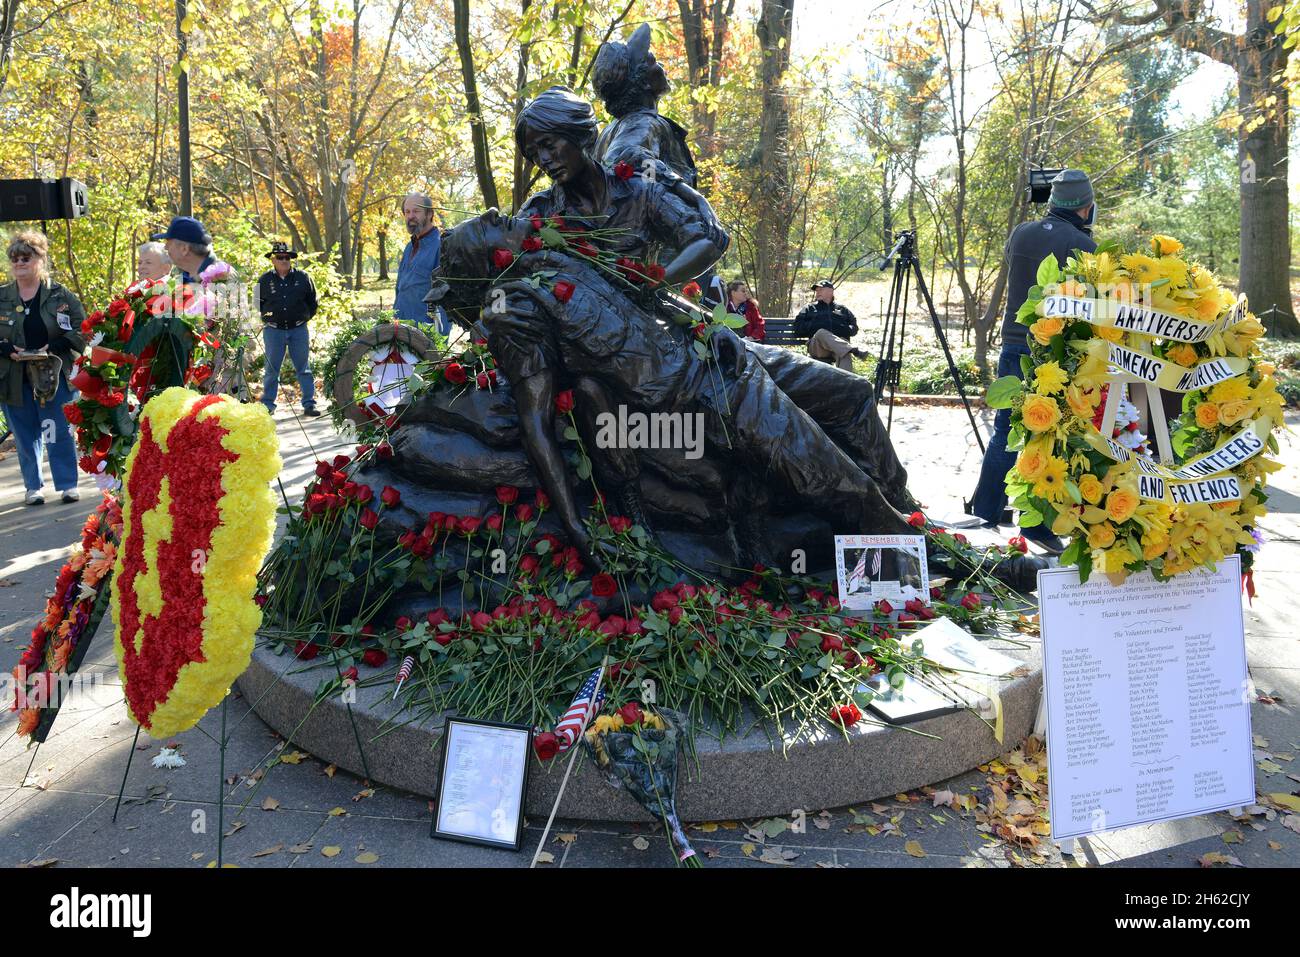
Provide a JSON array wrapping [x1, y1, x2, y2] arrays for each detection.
[[861, 673, 962, 724], [431, 716, 532, 851], [835, 534, 929, 611]]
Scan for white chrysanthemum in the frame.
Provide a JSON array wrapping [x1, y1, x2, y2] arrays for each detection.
[[151, 747, 186, 769]]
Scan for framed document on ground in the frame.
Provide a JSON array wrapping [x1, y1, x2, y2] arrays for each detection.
[[835, 534, 930, 611], [431, 716, 532, 851]]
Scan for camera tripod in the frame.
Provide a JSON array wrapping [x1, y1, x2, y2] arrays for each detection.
[[873, 230, 985, 454]]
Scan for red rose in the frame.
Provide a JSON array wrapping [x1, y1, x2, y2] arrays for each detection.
[[606, 515, 631, 534], [682, 281, 702, 299], [907, 511, 927, 528], [930, 585, 944, 601], [380, 486, 401, 508], [93, 433, 113, 455], [476, 372, 490, 389], [552, 281, 576, 303], [362, 648, 388, 667], [613, 160, 635, 180], [427, 609, 450, 627], [395, 616, 413, 631], [491, 248, 514, 270], [458, 516, 482, 536], [496, 485, 519, 505], [597, 616, 624, 641], [486, 513, 503, 533], [535, 490, 550, 510], [359, 508, 379, 530], [667, 605, 683, 625], [591, 573, 618, 598], [514, 503, 534, 523], [470, 611, 493, 631], [341, 666, 359, 683], [554, 390, 575, 414], [294, 640, 319, 661], [533, 731, 560, 761], [904, 598, 925, 614], [644, 263, 666, 284], [829, 702, 862, 728], [897, 612, 917, 626], [63, 403, 82, 425], [377, 442, 394, 460], [960, 592, 981, 611], [820, 634, 844, 654], [529, 214, 545, 231], [444, 362, 468, 385], [520, 554, 540, 577], [651, 590, 678, 612], [624, 616, 643, 636], [572, 240, 599, 258], [1008, 535, 1028, 554], [355, 485, 374, 505], [107, 299, 129, 318], [522, 235, 543, 252], [618, 702, 643, 726]]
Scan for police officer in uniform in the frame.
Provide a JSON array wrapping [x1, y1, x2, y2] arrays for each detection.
[[967, 169, 1097, 553], [257, 241, 321, 417]]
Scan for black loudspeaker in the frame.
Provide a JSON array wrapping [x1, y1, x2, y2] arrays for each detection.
[[0, 178, 90, 222]]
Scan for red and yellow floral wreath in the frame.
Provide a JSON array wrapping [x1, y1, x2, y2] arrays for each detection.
[[111, 388, 280, 738]]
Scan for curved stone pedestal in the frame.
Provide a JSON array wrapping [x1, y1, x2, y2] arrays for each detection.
[[239, 635, 1042, 822]]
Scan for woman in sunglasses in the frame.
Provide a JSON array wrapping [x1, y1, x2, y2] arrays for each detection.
[[0, 231, 87, 505]]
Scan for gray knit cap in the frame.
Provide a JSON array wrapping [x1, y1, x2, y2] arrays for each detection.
[[1049, 169, 1094, 210]]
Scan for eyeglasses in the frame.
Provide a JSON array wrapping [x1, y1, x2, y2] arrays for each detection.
[[8, 253, 33, 264], [273, 255, 291, 261]]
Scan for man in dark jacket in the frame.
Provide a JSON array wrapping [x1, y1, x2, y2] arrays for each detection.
[[967, 169, 1098, 553], [794, 280, 867, 371], [257, 241, 321, 417]]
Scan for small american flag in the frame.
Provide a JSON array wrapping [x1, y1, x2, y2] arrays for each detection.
[[555, 666, 605, 753], [391, 655, 415, 700]]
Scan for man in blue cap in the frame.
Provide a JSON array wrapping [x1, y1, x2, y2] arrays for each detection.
[[150, 215, 216, 283], [967, 169, 1097, 555]]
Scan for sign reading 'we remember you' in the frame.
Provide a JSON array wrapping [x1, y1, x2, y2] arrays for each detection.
[[1038, 559, 1254, 842]]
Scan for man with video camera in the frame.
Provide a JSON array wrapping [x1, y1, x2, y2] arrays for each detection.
[[967, 169, 1097, 555]]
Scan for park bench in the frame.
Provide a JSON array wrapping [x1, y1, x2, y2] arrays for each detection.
[[760, 316, 803, 347]]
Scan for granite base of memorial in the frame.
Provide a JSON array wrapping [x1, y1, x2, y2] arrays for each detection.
[[239, 634, 1042, 822]]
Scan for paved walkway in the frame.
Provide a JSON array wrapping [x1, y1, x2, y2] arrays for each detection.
[[1, 399, 1297, 869]]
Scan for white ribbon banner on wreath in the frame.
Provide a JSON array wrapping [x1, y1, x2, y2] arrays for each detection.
[[1085, 416, 1272, 504], [1105, 343, 1249, 393], [1041, 293, 1246, 344]]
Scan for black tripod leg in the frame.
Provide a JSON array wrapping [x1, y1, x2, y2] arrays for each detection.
[[910, 259, 986, 454]]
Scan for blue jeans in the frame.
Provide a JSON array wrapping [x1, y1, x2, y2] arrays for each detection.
[[262, 324, 315, 413], [3, 377, 79, 493], [969, 338, 1030, 525]]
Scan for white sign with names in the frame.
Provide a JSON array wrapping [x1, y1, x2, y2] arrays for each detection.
[[1038, 559, 1253, 841]]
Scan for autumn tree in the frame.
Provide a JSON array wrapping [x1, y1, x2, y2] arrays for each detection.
[[1105, 0, 1297, 336]]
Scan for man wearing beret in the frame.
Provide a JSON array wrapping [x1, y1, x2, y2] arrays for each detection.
[[256, 241, 321, 417], [967, 169, 1097, 554]]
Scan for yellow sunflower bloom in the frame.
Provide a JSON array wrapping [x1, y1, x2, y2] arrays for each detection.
[[1032, 456, 1071, 503]]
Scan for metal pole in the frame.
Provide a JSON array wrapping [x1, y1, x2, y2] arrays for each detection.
[[176, 0, 193, 217], [112, 726, 142, 822], [217, 695, 227, 866]]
